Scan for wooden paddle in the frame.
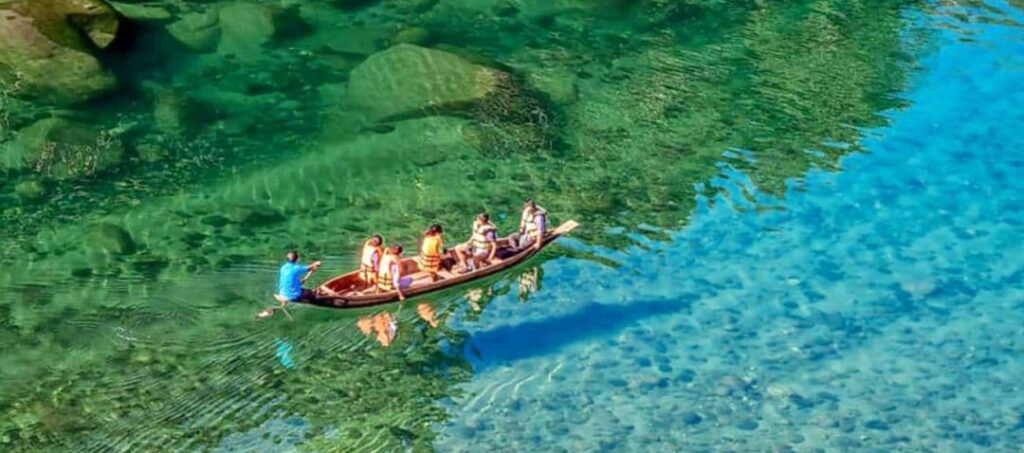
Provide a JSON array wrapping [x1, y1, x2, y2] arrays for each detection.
[[256, 295, 294, 321]]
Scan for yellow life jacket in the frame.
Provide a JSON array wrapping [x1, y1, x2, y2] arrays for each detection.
[[420, 234, 444, 270], [471, 221, 497, 250], [522, 206, 547, 238], [377, 253, 400, 290]]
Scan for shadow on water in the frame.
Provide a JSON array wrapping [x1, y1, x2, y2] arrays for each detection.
[[465, 297, 692, 368]]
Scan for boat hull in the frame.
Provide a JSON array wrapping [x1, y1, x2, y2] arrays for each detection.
[[305, 220, 578, 309]]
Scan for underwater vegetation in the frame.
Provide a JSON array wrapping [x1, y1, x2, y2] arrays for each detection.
[[0, 0, 969, 450]]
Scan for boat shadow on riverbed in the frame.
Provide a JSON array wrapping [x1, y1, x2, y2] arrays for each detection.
[[461, 296, 693, 369]]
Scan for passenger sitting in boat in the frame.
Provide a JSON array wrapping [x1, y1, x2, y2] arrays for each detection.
[[455, 212, 498, 272], [377, 245, 410, 301], [274, 250, 322, 305], [419, 224, 446, 282], [516, 199, 547, 251], [359, 235, 384, 287]]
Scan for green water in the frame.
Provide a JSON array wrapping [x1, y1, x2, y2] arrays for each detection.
[[0, 0, 981, 450]]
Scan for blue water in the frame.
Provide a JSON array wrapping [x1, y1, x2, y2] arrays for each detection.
[[436, 4, 1024, 451]]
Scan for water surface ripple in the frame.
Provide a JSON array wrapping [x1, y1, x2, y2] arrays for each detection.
[[0, 0, 1021, 452]]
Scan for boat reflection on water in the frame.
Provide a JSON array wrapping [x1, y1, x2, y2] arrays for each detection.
[[356, 312, 397, 347], [464, 265, 544, 316], [355, 265, 546, 348], [417, 302, 439, 328], [517, 266, 542, 303], [355, 301, 443, 348]]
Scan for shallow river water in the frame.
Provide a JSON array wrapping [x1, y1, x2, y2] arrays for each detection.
[[1, 0, 1023, 452]]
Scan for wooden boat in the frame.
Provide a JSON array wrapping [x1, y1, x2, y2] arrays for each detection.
[[307, 220, 579, 309]]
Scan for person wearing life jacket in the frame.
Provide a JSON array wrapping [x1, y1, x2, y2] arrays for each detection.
[[377, 245, 407, 301], [419, 224, 446, 282], [455, 212, 498, 272], [517, 199, 547, 251], [359, 235, 384, 287]]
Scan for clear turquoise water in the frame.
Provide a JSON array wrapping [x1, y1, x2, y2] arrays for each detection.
[[1, 0, 1023, 451], [435, 3, 1024, 451]]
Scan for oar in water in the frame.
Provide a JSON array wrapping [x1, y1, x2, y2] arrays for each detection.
[[256, 295, 295, 321], [386, 300, 405, 343]]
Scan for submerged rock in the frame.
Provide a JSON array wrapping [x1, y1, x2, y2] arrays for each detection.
[[864, 419, 890, 431], [229, 205, 285, 229], [0, 0, 120, 106], [331, 0, 377, 10], [217, 2, 308, 59], [734, 419, 759, 431], [142, 82, 187, 137], [323, 26, 390, 58], [527, 69, 578, 105], [391, 26, 433, 46], [134, 141, 168, 162], [109, 2, 171, 21], [87, 223, 136, 255], [167, 8, 221, 52], [679, 411, 703, 426], [395, 0, 439, 14], [346, 44, 504, 122], [13, 179, 46, 201], [715, 375, 753, 396], [5, 117, 124, 179]]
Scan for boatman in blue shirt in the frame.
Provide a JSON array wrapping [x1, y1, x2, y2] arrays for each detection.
[[274, 250, 322, 306]]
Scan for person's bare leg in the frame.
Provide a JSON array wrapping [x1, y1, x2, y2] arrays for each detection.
[[455, 247, 469, 272]]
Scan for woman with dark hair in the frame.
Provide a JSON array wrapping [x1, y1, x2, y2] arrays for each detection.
[[419, 224, 446, 281]]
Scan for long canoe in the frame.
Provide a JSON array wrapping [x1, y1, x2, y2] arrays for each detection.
[[306, 220, 579, 308]]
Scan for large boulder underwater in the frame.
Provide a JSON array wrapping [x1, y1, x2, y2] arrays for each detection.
[[343, 44, 556, 153], [0, 0, 123, 107], [166, 1, 309, 58], [346, 43, 506, 123]]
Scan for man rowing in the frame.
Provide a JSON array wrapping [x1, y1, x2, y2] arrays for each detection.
[[274, 250, 322, 306], [455, 212, 498, 272]]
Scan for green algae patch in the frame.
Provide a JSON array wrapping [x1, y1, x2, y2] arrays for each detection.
[[0, 0, 928, 451]]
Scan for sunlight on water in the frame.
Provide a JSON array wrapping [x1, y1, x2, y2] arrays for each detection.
[[436, 3, 1024, 450], [0, 0, 1022, 451]]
